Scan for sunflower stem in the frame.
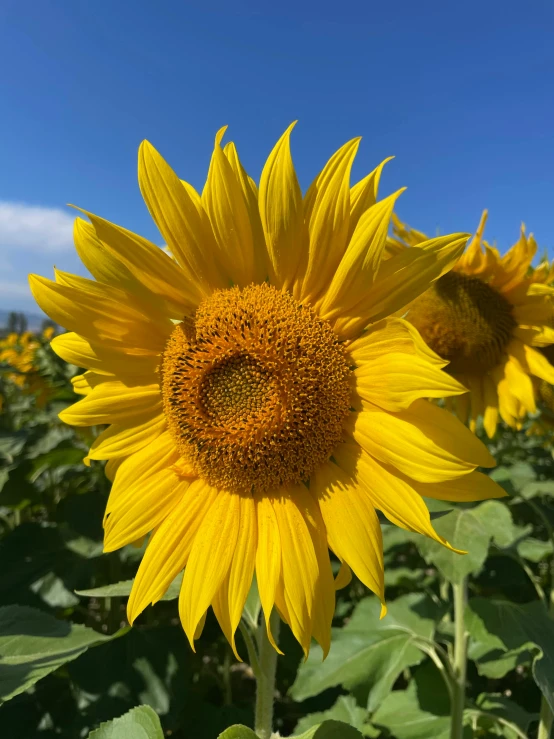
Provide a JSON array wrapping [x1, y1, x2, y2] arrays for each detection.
[[451, 579, 468, 739], [254, 609, 280, 739]]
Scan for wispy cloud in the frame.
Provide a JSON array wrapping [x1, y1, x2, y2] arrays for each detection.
[[0, 201, 74, 253]]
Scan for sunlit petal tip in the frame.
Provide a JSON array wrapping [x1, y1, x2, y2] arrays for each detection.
[[379, 602, 388, 619], [215, 125, 229, 147]]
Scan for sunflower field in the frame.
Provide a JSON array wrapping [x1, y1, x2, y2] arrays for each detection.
[[2, 133, 554, 739]]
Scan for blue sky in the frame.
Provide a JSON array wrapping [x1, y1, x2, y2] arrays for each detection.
[[0, 0, 553, 314]]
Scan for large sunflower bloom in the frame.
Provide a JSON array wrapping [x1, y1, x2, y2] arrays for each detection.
[[30, 126, 503, 658], [392, 211, 554, 438]]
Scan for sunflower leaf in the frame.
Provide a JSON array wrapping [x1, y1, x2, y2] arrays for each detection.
[[87, 705, 164, 738], [291, 593, 441, 712], [0, 605, 125, 703], [466, 597, 554, 710]]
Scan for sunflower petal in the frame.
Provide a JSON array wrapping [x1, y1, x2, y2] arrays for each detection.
[[138, 140, 225, 294], [414, 470, 507, 502], [127, 479, 218, 623], [270, 486, 319, 657], [255, 493, 283, 653], [202, 127, 256, 287], [353, 352, 466, 411], [311, 460, 385, 608], [301, 138, 361, 303], [86, 412, 166, 461], [258, 122, 305, 292], [350, 399, 495, 482], [29, 275, 168, 353], [334, 443, 463, 553], [59, 381, 161, 426], [319, 190, 405, 320], [212, 493, 257, 659], [179, 488, 241, 649], [333, 234, 469, 338], [348, 157, 394, 239], [104, 468, 189, 552]]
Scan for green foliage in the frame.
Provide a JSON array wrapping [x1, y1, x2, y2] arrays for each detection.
[[2, 342, 554, 736], [88, 705, 164, 738]]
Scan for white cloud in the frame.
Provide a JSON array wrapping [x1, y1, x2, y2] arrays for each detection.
[[0, 201, 74, 253]]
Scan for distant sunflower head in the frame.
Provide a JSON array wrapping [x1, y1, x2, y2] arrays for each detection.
[[393, 211, 554, 437], [30, 125, 504, 658]]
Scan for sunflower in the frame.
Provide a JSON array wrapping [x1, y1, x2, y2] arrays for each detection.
[[30, 125, 503, 658], [392, 211, 554, 438], [0, 330, 53, 408]]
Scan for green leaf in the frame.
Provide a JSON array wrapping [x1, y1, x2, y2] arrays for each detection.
[[467, 598, 554, 711], [291, 593, 439, 711], [76, 574, 183, 601], [519, 479, 554, 499], [88, 705, 163, 738], [292, 719, 363, 738], [474, 692, 537, 737], [517, 537, 553, 562], [371, 661, 472, 739], [294, 696, 369, 735], [372, 684, 451, 739], [217, 726, 258, 739], [0, 604, 123, 703], [416, 500, 515, 584], [490, 462, 536, 493]]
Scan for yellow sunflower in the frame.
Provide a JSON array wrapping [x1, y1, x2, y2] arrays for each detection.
[[0, 330, 53, 408], [392, 211, 554, 438], [30, 125, 503, 658]]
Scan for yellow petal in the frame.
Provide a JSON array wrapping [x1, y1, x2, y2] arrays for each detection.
[[301, 138, 361, 303], [103, 431, 179, 520], [319, 190, 405, 320], [255, 494, 283, 653], [51, 333, 160, 377], [213, 493, 257, 659], [74, 207, 201, 314], [270, 486, 319, 657], [127, 479, 218, 623], [350, 399, 495, 482], [334, 443, 463, 553], [514, 298, 554, 327], [353, 352, 466, 411], [348, 157, 394, 240], [59, 381, 161, 427], [138, 140, 226, 294], [258, 122, 305, 293], [105, 457, 125, 482], [414, 470, 507, 502], [29, 275, 168, 354], [334, 561, 352, 591], [509, 339, 554, 385], [503, 354, 536, 414], [104, 468, 189, 552], [306, 505, 335, 659], [482, 374, 500, 438], [86, 412, 166, 461], [202, 127, 256, 287], [74, 218, 149, 298], [223, 141, 267, 284], [179, 487, 241, 649], [347, 317, 446, 367], [311, 460, 385, 608], [333, 234, 469, 339]]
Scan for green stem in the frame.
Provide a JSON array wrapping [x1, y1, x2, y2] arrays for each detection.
[[451, 579, 467, 739], [254, 610, 280, 739], [538, 571, 554, 739]]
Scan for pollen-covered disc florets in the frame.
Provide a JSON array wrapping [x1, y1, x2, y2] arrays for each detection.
[[161, 283, 351, 493], [407, 271, 517, 374]]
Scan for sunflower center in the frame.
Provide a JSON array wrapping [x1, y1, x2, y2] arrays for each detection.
[[407, 271, 517, 374], [161, 283, 351, 493]]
